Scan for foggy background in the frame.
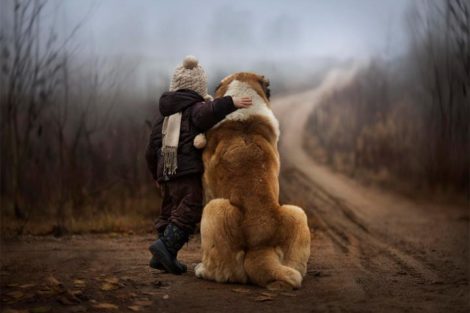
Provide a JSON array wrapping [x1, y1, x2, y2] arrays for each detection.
[[24, 0, 412, 94], [1, 0, 468, 236]]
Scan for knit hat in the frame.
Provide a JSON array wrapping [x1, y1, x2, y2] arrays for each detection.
[[169, 55, 210, 99]]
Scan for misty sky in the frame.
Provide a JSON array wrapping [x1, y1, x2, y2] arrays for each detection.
[[63, 0, 411, 62], [21, 0, 414, 95]]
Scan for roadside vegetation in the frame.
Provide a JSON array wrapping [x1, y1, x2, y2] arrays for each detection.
[[305, 0, 469, 199]]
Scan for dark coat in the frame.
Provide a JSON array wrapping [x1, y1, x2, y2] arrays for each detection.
[[146, 89, 236, 182]]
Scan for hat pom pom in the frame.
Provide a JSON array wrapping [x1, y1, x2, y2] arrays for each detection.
[[183, 55, 198, 69]]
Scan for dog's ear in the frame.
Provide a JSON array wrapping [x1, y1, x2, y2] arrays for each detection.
[[214, 82, 222, 94], [259, 75, 271, 100]]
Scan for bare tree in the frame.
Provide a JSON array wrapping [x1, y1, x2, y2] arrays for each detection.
[[306, 0, 469, 193], [1, 0, 159, 235], [408, 0, 469, 187], [1, 0, 64, 222]]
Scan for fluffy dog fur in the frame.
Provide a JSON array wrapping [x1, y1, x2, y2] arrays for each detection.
[[195, 72, 311, 289]]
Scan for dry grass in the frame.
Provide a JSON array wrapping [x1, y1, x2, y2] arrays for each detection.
[[304, 65, 468, 201], [1, 213, 153, 237], [0, 187, 161, 237]]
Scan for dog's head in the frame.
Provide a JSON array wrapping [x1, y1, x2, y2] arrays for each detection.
[[215, 72, 271, 104]]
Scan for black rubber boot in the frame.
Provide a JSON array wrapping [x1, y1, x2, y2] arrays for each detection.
[[149, 256, 187, 272], [148, 224, 189, 275], [149, 254, 187, 273], [149, 231, 188, 273], [149, 232, 165, 270], [149, 256, 164, 270]]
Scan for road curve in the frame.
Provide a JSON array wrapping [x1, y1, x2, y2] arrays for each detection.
[[270, 67, 469, 313]]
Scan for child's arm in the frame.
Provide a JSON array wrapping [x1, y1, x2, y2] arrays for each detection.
[[191, 96, 252, 131]]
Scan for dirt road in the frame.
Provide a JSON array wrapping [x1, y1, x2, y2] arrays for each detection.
[[1, 68, 469, 313], [272, 67, 469, 312]]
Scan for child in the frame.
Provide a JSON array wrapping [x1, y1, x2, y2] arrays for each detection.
[[145, 56, 252, 274]]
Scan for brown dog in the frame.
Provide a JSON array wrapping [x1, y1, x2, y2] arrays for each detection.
[[194, 72, 311, 289]]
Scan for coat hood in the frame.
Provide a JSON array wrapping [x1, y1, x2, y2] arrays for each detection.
[[159, 89, 204, 116]]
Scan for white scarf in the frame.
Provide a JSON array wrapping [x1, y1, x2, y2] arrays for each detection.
[[162, 112, 182, 176]]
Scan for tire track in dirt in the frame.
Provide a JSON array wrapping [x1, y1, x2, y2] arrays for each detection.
[[281, 167, 439, 282], [271, 66, 442, 284]]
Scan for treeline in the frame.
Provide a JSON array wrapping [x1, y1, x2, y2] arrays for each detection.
[[306, 0, 469, 195], [0, 0, 329, 235], [0, 0, 159, 235]]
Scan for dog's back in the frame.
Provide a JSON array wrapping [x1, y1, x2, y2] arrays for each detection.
[[196, 73, 311, 289]]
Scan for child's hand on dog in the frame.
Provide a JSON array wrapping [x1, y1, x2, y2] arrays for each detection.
[[233, 97, 252, 109]]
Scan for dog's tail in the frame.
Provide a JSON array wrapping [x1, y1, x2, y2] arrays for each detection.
[[244, 247, 303, 289]]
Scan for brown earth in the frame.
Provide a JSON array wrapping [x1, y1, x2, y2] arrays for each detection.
[[1, 68, 469, 313], [273, 67, 469, 313]]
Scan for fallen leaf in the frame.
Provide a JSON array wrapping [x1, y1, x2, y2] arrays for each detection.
[[232, 288, 250, 293], [19, 283, 36, 289], [70, 289, 83, 296], [267, 281, 294, 291], [254, 292, 275, 302], [135, 297, 150, 301], [162, 294, 169, 300], [46, 276, 62, 287], [92, 302, 119, 310], [6, 290, 24, 299], [29, 306, 52, 313], [57, 290, 81, 305], [103, 277, 119, 284], [73, 279, 86, 287], [100, 282, 119, 291], [128, 306, 141, 312], [254, 295, 274, 302], [134, 300, 152, 306]]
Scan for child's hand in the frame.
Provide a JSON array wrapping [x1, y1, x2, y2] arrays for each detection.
[[233, 97, 252, 109]]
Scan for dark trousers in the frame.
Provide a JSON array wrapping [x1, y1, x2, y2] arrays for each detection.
[[155, 174, 203, 235]]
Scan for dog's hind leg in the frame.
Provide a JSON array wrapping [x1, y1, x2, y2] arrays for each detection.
[[195, 199, 247, 283], [244, 247, 303, 289], [278, 204, 311, 277], [243, 205, 310, 290]]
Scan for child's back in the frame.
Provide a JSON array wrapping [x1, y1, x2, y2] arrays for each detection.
[[145, 56, 251, 274]]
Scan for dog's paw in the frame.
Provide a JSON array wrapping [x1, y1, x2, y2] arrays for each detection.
[[194, 262, 205, 278], [283, 268, 303, 289]]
